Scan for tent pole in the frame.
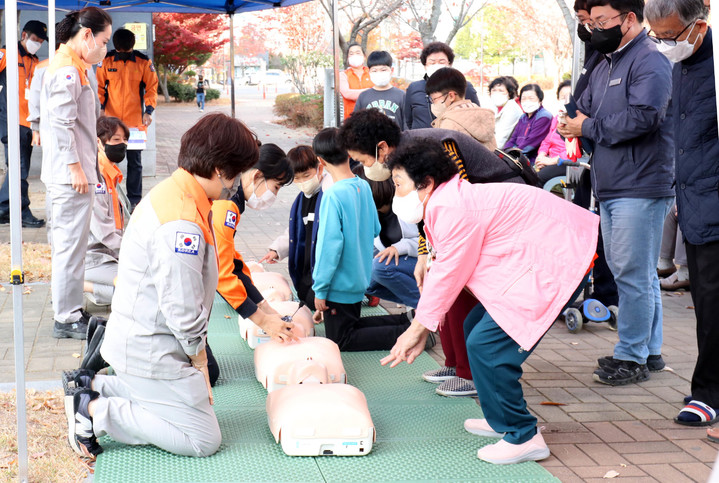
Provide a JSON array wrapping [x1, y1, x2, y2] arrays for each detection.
[[229, 12, 235, 118], [5, 2, 29, 482], [48, 0, 55, 61], [332, 0, 340, 126]]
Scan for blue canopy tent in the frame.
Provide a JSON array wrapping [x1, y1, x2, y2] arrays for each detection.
[[2, 1, 323, 481]]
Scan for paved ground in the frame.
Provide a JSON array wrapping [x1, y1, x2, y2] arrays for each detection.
[[0, 97, 716, 482]]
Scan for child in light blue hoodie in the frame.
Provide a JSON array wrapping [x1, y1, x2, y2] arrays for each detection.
[[312, 128, 412, 351]]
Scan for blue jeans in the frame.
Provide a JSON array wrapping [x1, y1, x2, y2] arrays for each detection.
[[365, 254, 420, 308], [196, 92, 205, 110], [600, 197, 673, 364]]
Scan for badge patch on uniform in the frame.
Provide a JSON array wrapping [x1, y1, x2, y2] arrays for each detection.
[[609, 78, 622, 87], [175, 232, 200, 255], [149, 62, 155, 72], [224, 210, 237, 229], [108, 68, 117, 72], [65, 73, 75, 82], [0, 52, 4, 60], [94, 183, 106, 194], [97, 60, 103, 68]]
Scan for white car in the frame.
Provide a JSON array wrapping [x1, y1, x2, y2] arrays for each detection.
[[262, 69, 292, 85]]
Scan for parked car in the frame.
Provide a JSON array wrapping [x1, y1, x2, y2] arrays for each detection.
[[262, 69, 292, 85]]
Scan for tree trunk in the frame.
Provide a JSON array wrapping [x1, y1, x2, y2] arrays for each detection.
[[555, 0, 576, 47], [159, 68, 170, 103], [414, 0, 442, 46]]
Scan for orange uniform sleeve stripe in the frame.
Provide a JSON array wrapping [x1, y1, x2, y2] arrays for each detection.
[[211, 201, 249, 310]]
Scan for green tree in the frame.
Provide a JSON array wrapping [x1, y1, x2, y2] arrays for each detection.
[[453, 6, 521, 65]]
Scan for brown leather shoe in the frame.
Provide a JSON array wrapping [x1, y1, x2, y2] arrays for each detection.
[[660, 272, 690, 291]]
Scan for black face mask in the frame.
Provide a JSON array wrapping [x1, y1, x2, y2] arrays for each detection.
[[104, 143, 127, 163], [590, 23, 625, 54], [577, 24, 593, 43], [117, 52, 132, 61]]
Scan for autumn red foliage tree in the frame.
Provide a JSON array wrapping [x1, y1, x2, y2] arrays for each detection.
[[153, 13, 228, 101]]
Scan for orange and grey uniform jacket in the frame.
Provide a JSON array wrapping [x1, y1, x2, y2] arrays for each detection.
[[0, 42, 39, 133], [211, 189, 266, 319], [86, 150, 124, 271], [97, 50, 158, 129], [101, 169, 219, 379], [40, 44, 98, 185]]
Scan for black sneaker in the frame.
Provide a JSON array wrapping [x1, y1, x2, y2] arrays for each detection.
[[593, 360, 650, 386], [0, 210, 8, 224], [21, 211, 45, 228], [647, 355, 666, 372], [599, 355, 665, 373], [65, 388, 103, 459], [62, 369, 95, 395], [81, 323, 109, 372], [86, 315, 108, 346], [53, 310, 92, 339]]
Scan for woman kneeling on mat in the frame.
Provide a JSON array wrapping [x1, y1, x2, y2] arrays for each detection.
[[380, 138, 598, 464], [62, 113, 274, 459]]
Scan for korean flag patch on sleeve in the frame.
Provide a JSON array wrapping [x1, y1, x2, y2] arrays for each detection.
[[94, 183, 106, 195], [175, 232, 200, 255], [224, 210, 237, 229]]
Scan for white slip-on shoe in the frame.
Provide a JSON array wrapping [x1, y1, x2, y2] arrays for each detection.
[[464, 418, 504, 438], [476, 428, 550, 464]]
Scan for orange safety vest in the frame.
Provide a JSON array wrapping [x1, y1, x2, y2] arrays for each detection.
[[98, 150, 125, 230], [97, 51, 158, 129], [211, 199, 254, 310], [0, 42, 40, 129], [342, 66, 372, 119], [150, 168, 214, 248]]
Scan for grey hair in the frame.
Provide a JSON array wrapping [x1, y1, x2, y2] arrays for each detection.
[[644, 0, 707, 25]]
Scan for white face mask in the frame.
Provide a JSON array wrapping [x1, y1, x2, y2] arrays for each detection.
[[425, 64, 445, 79], [348, 54, 364, 68], [392, 189, 427, 224], [364, 144, 392, 182], [25, 39, 42, 55], [656, 22, 699, 64], [83, 32, 107, 65], [491, 92, 509, 107], [296, 174, 321, 198], [369, 70, 392, 87], [521, 101, 540, 114], [246, 179, 277, 210], [430, 94, 449, 118]]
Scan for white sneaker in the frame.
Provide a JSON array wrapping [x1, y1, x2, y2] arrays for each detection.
[[476, 429, 550, 464], [464, 418, 504, 438]]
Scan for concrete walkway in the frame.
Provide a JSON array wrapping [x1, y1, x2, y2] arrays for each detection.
[[0, 99, 716, 482]]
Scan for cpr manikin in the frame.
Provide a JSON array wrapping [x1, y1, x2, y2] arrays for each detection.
[[251, 271, 293, 302], [255, 337, 346, 392], [266, 359, 375, 456], [244, 261, 264, 273], [239, 300, 315, 349]]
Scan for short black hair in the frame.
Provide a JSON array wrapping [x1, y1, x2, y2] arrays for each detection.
[[178, 113, 259, 179], [97, 116, 129, 143], [587, 0, 645, 22], [367, 50, 393, 68], [255, 143, 293, 186], [425, 67, 467, 98], [340, 108, 402, 156], [352, 163, 395, 209], [313, 128, 348, 166], [488, 76, 519, 98], [557, 80, 572, 98], [420, 42, 454, 66], [520, 83, 545, 102], [386, 138, 459, 190], [574, 0, 588, 11], [112, 28, 135, 51], [287, 145, 319, 174]]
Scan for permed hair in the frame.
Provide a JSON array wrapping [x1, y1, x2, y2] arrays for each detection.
[[339, 108, 402, 156]]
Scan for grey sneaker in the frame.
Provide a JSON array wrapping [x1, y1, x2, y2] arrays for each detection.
[[422, 366, 456, 383], [436, 377, 477, 397]]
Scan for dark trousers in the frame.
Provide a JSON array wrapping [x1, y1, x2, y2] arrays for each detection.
[[573, 169, 618, 307], [0, 126, 34, 213], [206, 344, 219, 387], [297, 281, 316, 311], [439, 289, 476, 380], [323, 300, 410, 351], [125, 149, 143, 205], [686, 240, 719, 407]]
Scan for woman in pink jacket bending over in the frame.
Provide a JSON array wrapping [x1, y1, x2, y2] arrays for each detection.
[[381, 138, 599, 465]]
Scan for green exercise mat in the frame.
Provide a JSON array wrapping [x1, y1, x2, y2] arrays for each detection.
[[93, 296, 558, 483]]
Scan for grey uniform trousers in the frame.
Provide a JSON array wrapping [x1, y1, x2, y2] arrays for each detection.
[[46, 184, 93, 323], [93, 371, 221, 457], [84, 261, 117, 306]]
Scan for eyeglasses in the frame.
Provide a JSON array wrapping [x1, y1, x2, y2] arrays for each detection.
[[648, 20, 696, 46], [430, 93, 449, 104], [589, 12, 628, 31]]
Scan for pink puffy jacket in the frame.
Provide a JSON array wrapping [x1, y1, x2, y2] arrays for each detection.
[[416, 175, 599, 350]]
